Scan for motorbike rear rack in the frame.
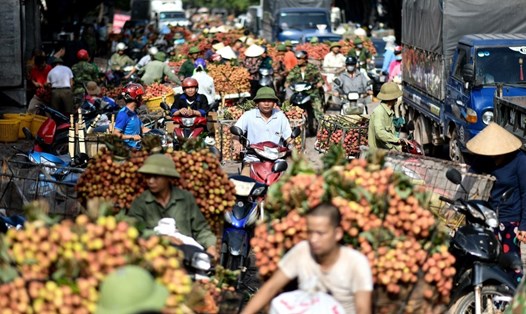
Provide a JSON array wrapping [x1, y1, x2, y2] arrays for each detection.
[[0, 158, 84, 219], [315, 114, 369, 158], [360, 148, 496, 230]]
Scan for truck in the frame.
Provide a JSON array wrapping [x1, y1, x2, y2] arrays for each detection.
[[156, 4, 189, 29], [130, 0, 185, 28], [401, 0, 526, 162], [494, 87, 526, 142], [260, 0, 335, 43]]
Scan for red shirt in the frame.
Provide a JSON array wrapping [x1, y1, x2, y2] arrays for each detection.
[[30, 64, 52, 86], [284, 51, 298, 71]]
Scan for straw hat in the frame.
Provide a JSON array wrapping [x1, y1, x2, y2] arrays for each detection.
[[466, 122, 522, 156], [217, 46, 237, 60], [244, 44, 264, 57], [212, 42, 225, 51], [377, 82, 402, 101], [330, 42, 342, 49], [86, 81, 101, 96]]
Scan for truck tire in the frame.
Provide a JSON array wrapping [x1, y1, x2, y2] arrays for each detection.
[[448, 286, 513, 313], [449, 129, 464, 163]]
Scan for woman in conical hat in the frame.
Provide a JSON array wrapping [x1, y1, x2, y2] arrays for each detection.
[[466, 122, 525, 281]]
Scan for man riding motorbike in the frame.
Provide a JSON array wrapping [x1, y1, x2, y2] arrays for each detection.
[[322, 42, 346, 85], [285, 50, 325, 118], [332, 56, 372, 108], [124, 46, 158, 81], [234, 87, 293, 176], [109, 42, 135, 85], [170, 78, 209, 117], [139, 51, 180, 85], [113, 83, 151, 149]]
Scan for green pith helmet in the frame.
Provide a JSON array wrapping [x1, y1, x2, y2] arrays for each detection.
[[309, 36, 319, 43], [284, 40, 293, 47], [330, 42, 342, 49], [188, 46, 201, 54], [153, 51, 166, 61], [253, 87, 279, 102], [138, 154, 180, 178], [277, 44, 287, 52], [377, 82, 403, 101], [354, 37, 363, 45], [96, 266, 169, 314]]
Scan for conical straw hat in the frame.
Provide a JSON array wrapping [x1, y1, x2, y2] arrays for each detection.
[[466, 122, 522, 156]]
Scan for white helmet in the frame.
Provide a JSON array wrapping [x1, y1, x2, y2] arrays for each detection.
[[116, 42, 127, 51], [148, 46, 159, 56], [354, 28, 367, 37]]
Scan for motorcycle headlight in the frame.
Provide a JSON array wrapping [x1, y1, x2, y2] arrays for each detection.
[[482, 111, 493, 125], [347, 92, 360, 100], [479, 205, 499, 228], [252, 186, 266, 196], [181, 117, 196, 127], [191, 252, 211, 271]]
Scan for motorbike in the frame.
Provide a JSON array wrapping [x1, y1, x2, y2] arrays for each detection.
[[441, 168, 520, 314], [12, 139, 87, 200], [230, 126, 301, 185], [31, 97, 118, 155], [220, 175, 267, 272], [160, 102, 219, 155], [153, 218, 213, 280], [290, 82, 317, 137]]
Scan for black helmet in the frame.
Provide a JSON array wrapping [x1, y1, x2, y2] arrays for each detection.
[[294, 50, 308, 59], [345, 56, 358, 66]]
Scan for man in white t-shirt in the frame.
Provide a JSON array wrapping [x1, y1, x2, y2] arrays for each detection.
[[242, 203, 373, 314], [47, 57, 74, 115]]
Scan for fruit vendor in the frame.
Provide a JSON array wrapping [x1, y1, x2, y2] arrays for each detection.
[[241, 203, 373, 314], [113, 83, 151, 149], [128, 154, 218, 259], [368, 82, 405, 151], [466, 122, 526, 282], [170, 77, 209, 117], [234, 87, 292, 176]]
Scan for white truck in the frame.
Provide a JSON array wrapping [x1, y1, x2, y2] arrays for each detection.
[[130, 0, 188, 29]]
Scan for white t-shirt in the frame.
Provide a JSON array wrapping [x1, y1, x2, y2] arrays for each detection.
[[323, 52, 346, 73], [279, 241, 373, 314], [47, 65, 73, 88], [192, 71, 216, 104]]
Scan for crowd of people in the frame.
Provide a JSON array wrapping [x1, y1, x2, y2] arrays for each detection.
[[21, 14, 526, 313]]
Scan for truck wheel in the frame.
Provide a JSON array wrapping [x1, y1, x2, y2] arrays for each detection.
[[449, 129, 464, 163]]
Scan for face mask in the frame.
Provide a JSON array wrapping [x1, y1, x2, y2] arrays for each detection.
[[347, 66, 355, 72]]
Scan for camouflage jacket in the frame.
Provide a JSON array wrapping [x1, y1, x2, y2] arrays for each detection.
[[285, 63, 324, 95], [346, 49, 373, 69], [71, 61, 99, 95]]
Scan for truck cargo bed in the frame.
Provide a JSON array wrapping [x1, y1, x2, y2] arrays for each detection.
[[494, 96, 526, 140]]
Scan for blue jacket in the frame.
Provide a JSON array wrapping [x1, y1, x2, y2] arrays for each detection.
[[471, 150, 526, 229]]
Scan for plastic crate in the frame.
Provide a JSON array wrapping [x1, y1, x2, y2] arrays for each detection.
[[144, 93, 175, 112], [30, 115, 47, 136], [2, 113, 33, 139], [0, 120, 20, 142]]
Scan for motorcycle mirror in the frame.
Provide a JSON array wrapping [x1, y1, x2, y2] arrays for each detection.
[[272, 160, 288, 173], [333, 78, 342, 87], [208, 102, 219, 112], [230, 126, 244, 137], [160, 102, 170, 111], [291, 127, 301, 138], [406, 121, 415, 132], [501, 187, 515, 203], [22, 127, 34, 141], [445, 168, 462, 185]]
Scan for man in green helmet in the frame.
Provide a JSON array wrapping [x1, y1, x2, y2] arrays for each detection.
[[139, 51, 180, 85], [347, 37, 372, 71], [128, 154, 218, 259]]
